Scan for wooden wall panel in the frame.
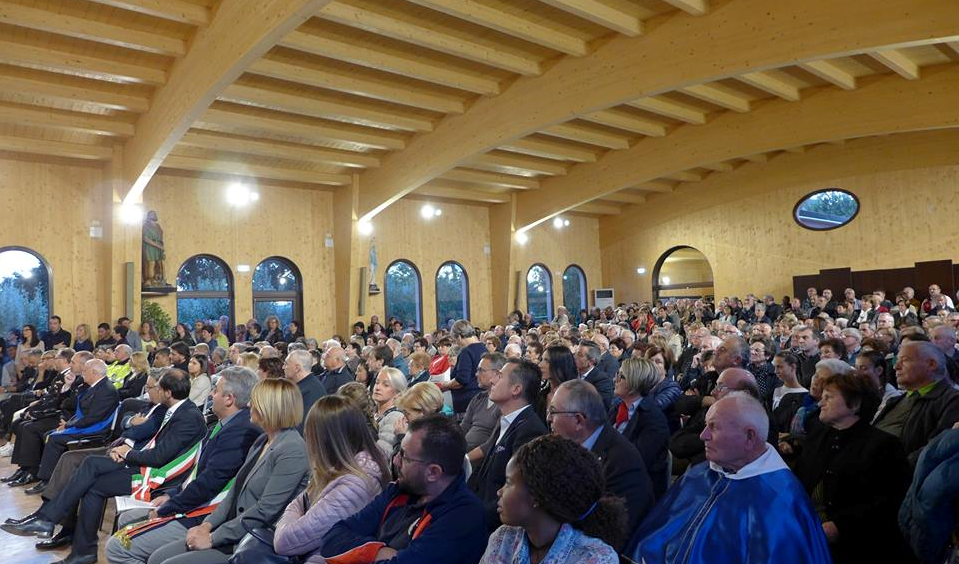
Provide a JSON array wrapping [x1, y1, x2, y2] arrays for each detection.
[[143, 173, 337, 338], [914, 260, 955, 302], [514, 217, 602, 319], [0, 155, 111, 330], [604, 165, 959, 304]]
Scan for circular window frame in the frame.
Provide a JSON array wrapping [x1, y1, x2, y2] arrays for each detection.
[[792, 188, 860, 231]]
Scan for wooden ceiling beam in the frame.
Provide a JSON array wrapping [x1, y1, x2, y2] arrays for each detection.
[[405, 0, 588, 56], [0, 134, 112, 160], [248, 56, 466, 114], [632, 180, 676, 192], [178, 130, 379, 168], [681, 83, 752, 112], [700, 161, 735, 172], [871, 49, 921, 80], [0, 1, 186, 56], [627, 96, 707, 124], [280, 28, 501, 95], [660, 0, 708, 16], [537, 0, 643, 36], [595, 191, 646, 204], [318, 1, 542, 75], [741, 153, 770, 163], [0, 38, 166, 85], [0, 102, 135, 136], [573, 201, 621, 215], [542, 123, 631, 149], [738, 70, 801, 101], [800, 59, 857, 90], [2, 71, 150, 112], [515, 65, 959, 228], [121, 0, 338, 203], [467, 151, 568, 176], [413, 184, 510, 204], [197, 104, 406, 150], [440, 168, 539, 189], [160, 154, 351, 185], [662, 170, 707, 182], [221, 82, 435, 132], [582, 109, 667, 137], [355, 0, 959, 219], [500, 137, 598, 163], [83, 0, 211, 26]]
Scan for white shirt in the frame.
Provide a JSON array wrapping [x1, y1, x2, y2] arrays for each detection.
[[496, 404, 530, 445], [772, 386, 808, 410]]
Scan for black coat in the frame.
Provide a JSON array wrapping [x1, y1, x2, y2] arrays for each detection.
[[123, 401, 207, 486], [597, 352, 619, 382], [117, 371, 148, 401], [608, 395, 670, 499], [64, 376, 119, 430], [793, 420, 913, 564], [589, 425, 654, 536], [468, 406, 546, 532], [583, 367, 614, 410], [772, 390, 808, 434]]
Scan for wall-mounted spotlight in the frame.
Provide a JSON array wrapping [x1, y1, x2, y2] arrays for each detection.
[[515, 231, 529, 245], [420, 203, 442, 219], [636, 267, 647, 275], [120, 203, 144, 225], [358, 220, 374, 235], [226, 182, 259, 207]]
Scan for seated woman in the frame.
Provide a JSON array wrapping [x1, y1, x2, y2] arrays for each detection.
[[792, 371, 912, 564], [746, 337, 777, 408], [642, 345, 681, 430], [186, 354, 212, 408], [771, 352, 808, 434], [388, 381, 449, 475], [854, 349, 902, 421], [481, 435, 626, 563], [271, 395, 390, 564], [372, 367, 407, 454], [406, 351, 432, 385], [779, 359, 844, 458], [149, 378, 309, 564], [538, 345, 578, 407], [609, 358, 670, 499]]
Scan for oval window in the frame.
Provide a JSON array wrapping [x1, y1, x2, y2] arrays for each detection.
[[793, 189, 859, 231]]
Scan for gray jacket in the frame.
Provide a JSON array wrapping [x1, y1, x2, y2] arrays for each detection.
[[205, 428, 309, 547]]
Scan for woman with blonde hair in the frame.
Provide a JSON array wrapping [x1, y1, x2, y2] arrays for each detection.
[[271, 395, 390, 563], [151, 378, 308, 564], [236, 351, 259, 371], [371, 367, 407, 454], [337, 381, 377, 434], [120, 350, 151, 400], [72, 323, 94, 352]]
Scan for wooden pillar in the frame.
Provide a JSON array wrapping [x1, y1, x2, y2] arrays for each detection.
[[332, 178, 359, 336], [488, 196, 517, 325], [105, 144, 141, 323]]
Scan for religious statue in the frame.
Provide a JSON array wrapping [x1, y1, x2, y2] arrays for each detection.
[[368, 237, 381, 294], [142, 210, 171, 290]]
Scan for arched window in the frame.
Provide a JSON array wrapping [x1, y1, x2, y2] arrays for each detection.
[[384, 260, 422, 331], [176, 255, 234, 329], [0, 247, 51, 333], [526, 264, 553, 323], [562, 265, 588, 324], [436, 261, 469, 330], [253, 257, 303, 332]]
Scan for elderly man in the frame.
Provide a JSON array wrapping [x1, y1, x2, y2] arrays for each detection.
[[840, 328, 863, 365], [627, 394, 831, 564], [574, 340, 614, 409], [874, 341, 959, 464], [550, 379, 654, 532], [284, 350, 327, 430], [318, 345, 354, 393], [930, 325, 959, 384]]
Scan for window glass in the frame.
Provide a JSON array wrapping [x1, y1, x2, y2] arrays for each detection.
[[385, 260, 422, 331], [0, 248, 50, 333], [794, 189, 859, 230], [526, 265, 553, 323], [436, 262, 468, 330]]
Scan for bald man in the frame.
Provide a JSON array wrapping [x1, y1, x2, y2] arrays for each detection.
[[627, 394, 831, 564]]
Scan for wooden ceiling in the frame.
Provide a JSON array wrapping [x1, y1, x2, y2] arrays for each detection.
[[1, 0, 957, 228]]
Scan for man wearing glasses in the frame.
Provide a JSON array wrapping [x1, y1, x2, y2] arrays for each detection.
[[322, 414, 487, 564], [459, 353, 506, 452]]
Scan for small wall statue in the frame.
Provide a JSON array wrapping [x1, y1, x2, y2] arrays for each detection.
[[142, 210, 173, 290]]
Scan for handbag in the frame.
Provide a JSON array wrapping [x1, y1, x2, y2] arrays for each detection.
[[229, 527, 299, 564]]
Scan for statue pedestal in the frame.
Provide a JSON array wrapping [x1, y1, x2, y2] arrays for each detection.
[[368, 283, 381, 295], [142, 283, 176, 297]]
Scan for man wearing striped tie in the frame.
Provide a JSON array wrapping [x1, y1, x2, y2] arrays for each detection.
[[1, 369, 207, 564], [105, 367, 262, 564]]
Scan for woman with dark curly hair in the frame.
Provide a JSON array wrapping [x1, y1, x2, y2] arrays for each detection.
[[481, 435, 627, 564]]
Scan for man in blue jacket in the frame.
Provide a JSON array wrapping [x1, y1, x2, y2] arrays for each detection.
[[105, 366, 262, 564], [321, 414, 487, 564]]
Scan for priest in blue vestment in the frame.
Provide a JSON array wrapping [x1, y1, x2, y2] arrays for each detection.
[[626, 393, 832, 564]]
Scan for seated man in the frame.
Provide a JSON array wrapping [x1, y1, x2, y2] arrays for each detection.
[[33, 358, 120, 487], [7, 348, 80, 490], [627, 394, 831, 564], [467, 358, 546, 532], [106, 366, 262, 564], [550, 379, 654, 535], [1, 369, 206, 564], [321, 414, 487, 564]]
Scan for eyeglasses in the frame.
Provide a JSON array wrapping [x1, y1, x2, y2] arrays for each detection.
[[546, 408, 582, 419], [397, 448, 432, 466], [144, 384, 159, 390]]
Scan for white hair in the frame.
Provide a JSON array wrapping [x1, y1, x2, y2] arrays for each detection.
[[720, 393, 769, 439], [815, 358, 853, 377]]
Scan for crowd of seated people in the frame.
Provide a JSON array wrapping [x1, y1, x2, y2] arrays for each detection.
[[0, 284, 958, 564]]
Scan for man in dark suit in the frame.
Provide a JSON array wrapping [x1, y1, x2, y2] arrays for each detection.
[[105, 366, 262, 564], [35, 357, 120, 484], [284, 349, 327, 431], [575, 340, 614, 409], [551, 379, 654, 533], [593, 334, 619, 380], [318, 345, 355, 394], [467, 359, 546, 532], [2, 369, 207, 564]]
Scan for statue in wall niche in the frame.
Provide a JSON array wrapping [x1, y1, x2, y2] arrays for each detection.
[[368, 237, 381, 295], [142, 210, 172, 290]]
